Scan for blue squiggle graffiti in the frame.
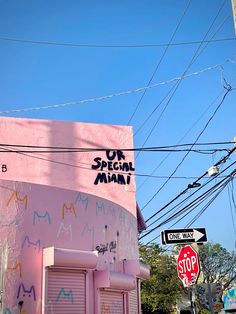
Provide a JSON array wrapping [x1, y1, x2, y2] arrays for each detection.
[[56, 288, 73, 304]]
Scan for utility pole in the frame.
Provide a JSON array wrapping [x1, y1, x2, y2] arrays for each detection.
[[207, 281, 214, 314], [0, 240, 8, 312], [190, 285, 197, 314], [201, 250, 214, 314], [232, 0, 236, 33]]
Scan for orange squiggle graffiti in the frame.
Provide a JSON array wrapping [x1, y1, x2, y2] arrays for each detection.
[[6, 191, 28, 209], [61, 203, 77, 219], [7, 261, 22, 278]]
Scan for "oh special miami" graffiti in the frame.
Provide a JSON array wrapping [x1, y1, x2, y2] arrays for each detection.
[[91, 150, 135, 185]]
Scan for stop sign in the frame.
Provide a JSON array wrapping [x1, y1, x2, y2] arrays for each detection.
[[177, 245, 200, 287]]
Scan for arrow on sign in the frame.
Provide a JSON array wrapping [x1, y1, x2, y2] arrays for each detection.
[[193, 229, 205, 242], [161, 228, 207, 245]]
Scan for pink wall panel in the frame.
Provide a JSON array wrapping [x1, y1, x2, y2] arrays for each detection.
[[0, 180, 138, 314], [0, 117, 136, 214], [0, 117, 138, 314]]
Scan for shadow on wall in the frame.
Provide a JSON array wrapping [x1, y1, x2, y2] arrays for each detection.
[[2, 117, 136, 212]]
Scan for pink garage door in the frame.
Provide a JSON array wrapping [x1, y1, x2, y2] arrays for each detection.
[[46, 268, 86, 314], [100, 290, 125, 314], [129, 288, 138, 314]]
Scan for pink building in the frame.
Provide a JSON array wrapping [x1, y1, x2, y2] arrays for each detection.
[[0, 117, 149, 314]]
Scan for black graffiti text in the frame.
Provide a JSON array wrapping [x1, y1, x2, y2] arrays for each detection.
[[92, 150, 134, 185], [1, 164, 7, 172], [96, 241, 116, 255]]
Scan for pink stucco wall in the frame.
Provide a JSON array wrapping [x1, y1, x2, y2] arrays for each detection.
[[0, 117, 140, 314], [0, 117, 136, 215], [0, 180, 138, 313]]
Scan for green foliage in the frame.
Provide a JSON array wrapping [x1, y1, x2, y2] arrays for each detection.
[[139, 242, 235, 314], [139, 243, 183, 314], [198, 242, 236, 289], [198, 308, 210, 314]]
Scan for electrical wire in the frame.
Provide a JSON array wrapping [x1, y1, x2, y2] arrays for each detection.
[[136, 10, 232, 195], [186, 176, 233, 227], [141, 83, 234, 212], [227, 181, 236, 239], [0, 144, 229, 180], [0, 63, 224, 115], [169, 173, 233, 225], [230, 179, 236, 214], [0, 140, 233, 152], [0, 148, 230, 154], [127, 0, 192, 125], [151, 174, 231, 243], [136, 75, 236, 192], [144, 159, 236, 236], [145, 160, 236, 233], [136, 174, 226, 180], [146, 174, 233, 245], [0, 36, 235, 48], [135, 0, 228, 161], [164, 172, 235, 229], [146, 176, 212, 229], [140, 166, 236, 242], [0, 143, 234, 181], [134, 14, 231, 138], [144, 145, 236, 224]]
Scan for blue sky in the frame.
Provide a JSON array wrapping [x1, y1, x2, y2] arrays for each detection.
[[0, 0, 236, 251]]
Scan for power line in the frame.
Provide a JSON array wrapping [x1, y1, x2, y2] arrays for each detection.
[[145, 177, 231, 245], [141, 84, 234, 212], [134, 14, 231, 138], [146, 176, 213, 229], [0, 141, 233, 184], [0, 144, 231, 181], [0, 142, 230, 181], [145, 160, 235, 231], [231, 179, 236, 214], [185, 177, 233, 227], [0, 36, 235, 48], [127, 0, 192, 125], [0, 63, 223, 115], [134, 84, 177, 158], [0, 143, 218, 175], [135, 0, 228, 160], [167, 173, 233, 226], [136, 174, 227, 180], [0, 147, 230, 154], [158, 169, 235, 229], [227, 181, 236, 239], [146, 174, 233, 245], [136, 75, 236, 192], [144, 150, 236, 229], [0, 141, 232, 156], [136, 10, 231, 189], [157, 174, 231, 237], [140, 165, 236, 241], [144, 145, 236, 224], [190, 13, 230, 64], [0, 140, 233, 150]]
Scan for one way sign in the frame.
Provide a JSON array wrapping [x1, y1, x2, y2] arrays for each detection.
[[161, 228, 207, 245]]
